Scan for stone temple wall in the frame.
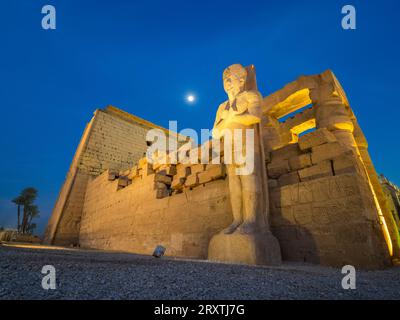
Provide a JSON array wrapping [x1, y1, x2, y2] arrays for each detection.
[[80, 166, 231, 258], [45, 70, 396, 269], [267, 129, 390, 268], [78, 128, 390, 268], [44, 106, 168, 245]]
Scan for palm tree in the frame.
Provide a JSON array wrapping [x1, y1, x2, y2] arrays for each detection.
[[24, 204, 40, 234], [12, 187, 38, 234], [20, 188, 38, 234], [12, 195, 24, 232], [26, 223, 37, 235]]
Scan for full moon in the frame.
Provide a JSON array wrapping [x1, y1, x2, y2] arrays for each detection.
[[186, 94, 195, 103]]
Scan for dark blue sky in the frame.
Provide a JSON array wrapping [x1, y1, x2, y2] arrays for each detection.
[[0, 0, 399, 234]]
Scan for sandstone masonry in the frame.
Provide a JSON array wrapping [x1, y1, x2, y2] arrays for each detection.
[[44, 70, 400, 269]]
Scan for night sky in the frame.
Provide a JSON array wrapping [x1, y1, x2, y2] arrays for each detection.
[[0, 0, 399, 234]]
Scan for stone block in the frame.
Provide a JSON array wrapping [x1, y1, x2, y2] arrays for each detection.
[[158, 164, 177, 176], [205, 164, 226, 180], [289, 154, 312, 171], [311, 141, 346, 164], [152, 152, 171, 171], [155, 184, 170, 199], [171, 177, 186, 190], [167, 165, 177, 176], [119, 169, 131, 177], [155, 173, 172, 185], [176, 164, 191, 178], [128, 166, 138, 179], [154, 181, 167, 190], [152, 161, 162, 171], [190, 164, 206, 175], [108, 172, 117, 181], [292, 203, 313, 226], [267, 160, 290, 179], [298, 183, 313, 203], [157, 169, 167, 176], [298, 128, 337, 151], [278, 171, 300, 187], [118, 176, 129, 187], [198, 171, 212, 184], [298, 160, 333, 182], [140, 163, 154, 176], [138, 157, 148, 168], [185, 174, 199, 188], [280, 184, 299, 206], [196, 165, 225, 184], [270, 143, 301, 162], [334, 223, 370, 245], [332, 153, 358, 176], [108, 169, 119, 181]]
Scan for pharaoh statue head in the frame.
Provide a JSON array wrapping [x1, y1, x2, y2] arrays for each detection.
[[223, 64, 258, 97]]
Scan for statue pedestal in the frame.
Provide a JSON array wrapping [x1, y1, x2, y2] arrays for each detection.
[[207, 230, 282, 266]]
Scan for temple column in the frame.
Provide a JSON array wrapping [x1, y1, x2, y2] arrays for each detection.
[[311, 84, 358, 153], [311, 83, 400, 260]]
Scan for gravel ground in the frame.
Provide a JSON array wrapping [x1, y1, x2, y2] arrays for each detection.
[[0, 243, 399, 300]]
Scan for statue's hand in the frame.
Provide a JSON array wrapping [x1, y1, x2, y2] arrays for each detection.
[[235, 99, 249, 115], [231, 113, 261, 126]]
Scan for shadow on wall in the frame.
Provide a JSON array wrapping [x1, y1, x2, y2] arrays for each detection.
[[269, 190, 320, 265]]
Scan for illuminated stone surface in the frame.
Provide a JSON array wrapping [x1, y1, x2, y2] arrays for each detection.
[[207, 63, 281, 265], [43, 68, 399, 269]]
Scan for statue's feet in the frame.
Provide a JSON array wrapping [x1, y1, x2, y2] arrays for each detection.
[[221, 220, 243, 234], [236, 221, 257, 234]]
